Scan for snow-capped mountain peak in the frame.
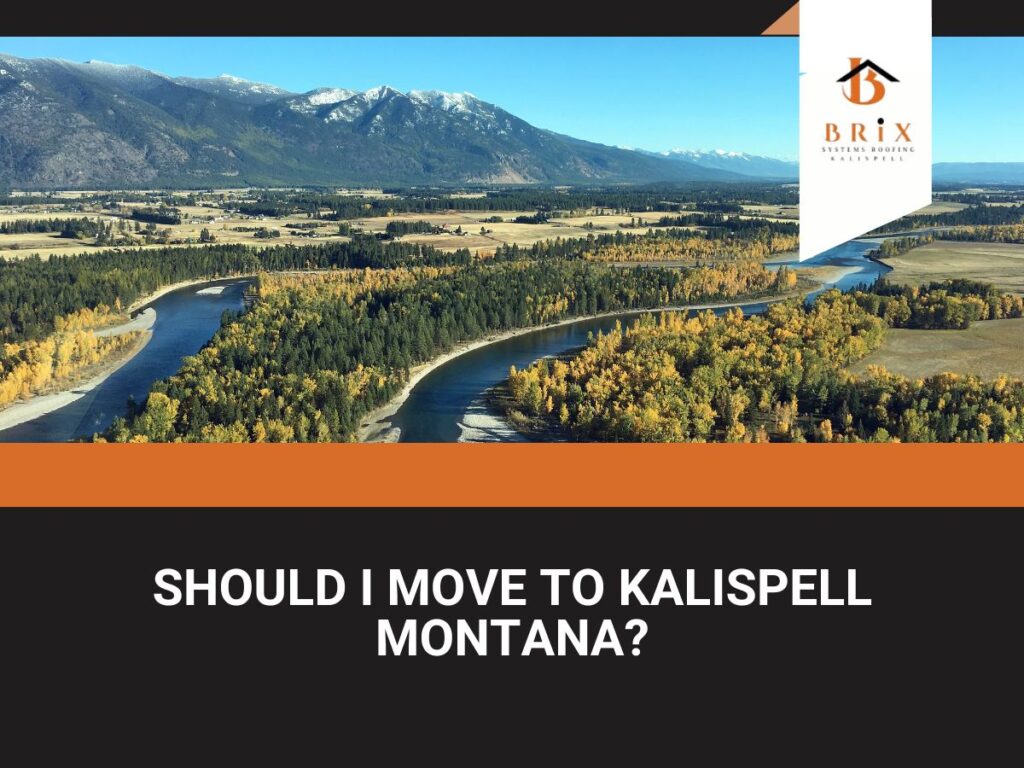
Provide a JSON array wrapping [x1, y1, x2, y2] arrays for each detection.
[[303, 87, 358, 106], [668, 149, 749, 160], [363, 84, 400, 103], [209, 74, 290, 95], [408, 90, 501, 132], [408, 89, 480, 113], [287, 85, 500, 129], [61, 58, 171, 88], [291, 86, 388, 123], [214, 73, 286, 92], [650, 148, 799, 179], [81, 59, 153, 73], [171, 73, 292, 103]]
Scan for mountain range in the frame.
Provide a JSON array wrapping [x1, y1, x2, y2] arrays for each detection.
[[932, 162, 1024, 186], [0, 54, 1021, 190], [0, 55, 758, 189], [640, 149, 799, 180]]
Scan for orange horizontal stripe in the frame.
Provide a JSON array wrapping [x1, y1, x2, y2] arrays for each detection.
[[1, 444, 1021, 508]]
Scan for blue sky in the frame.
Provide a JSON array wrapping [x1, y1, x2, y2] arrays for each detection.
[[0, 37, 1019, 162], [933, 38, 1024, 163]]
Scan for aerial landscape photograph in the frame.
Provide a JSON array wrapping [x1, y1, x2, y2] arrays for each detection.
[[0, 36, 1021, 444]]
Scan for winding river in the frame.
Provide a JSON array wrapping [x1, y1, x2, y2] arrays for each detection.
[[0, 279, 249, 442], [389, 240, 890, 442], [0, 240, 888, 443]]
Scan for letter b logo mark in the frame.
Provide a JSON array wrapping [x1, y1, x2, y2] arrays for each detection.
[[838, 57, 897, 105]]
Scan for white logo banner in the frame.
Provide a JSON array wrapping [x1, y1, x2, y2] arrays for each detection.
[[799, 0, 932, 261]]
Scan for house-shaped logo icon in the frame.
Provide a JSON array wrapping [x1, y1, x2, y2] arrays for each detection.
[[837, 58, 899, 105]]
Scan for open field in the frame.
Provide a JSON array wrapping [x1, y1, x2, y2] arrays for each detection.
[[3, 189, 809, 259], [1, 202, 683, 259], [913, 201, 972, 215], [880, 240, 1024, 295], [0, 187, 408, 258], [349, 210, 681, 255], [0, 207, 354, 260], [741, 204, 799, 219], [851, 318, 1024, 380]]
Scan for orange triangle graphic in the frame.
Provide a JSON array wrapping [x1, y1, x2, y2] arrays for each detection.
[[763, 2, 799, 35]]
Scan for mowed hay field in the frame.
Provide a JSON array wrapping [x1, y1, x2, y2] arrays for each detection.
[[851, 318, 1024, 379], [881, 241, 1024, 295], [912, 201, 971, 215]]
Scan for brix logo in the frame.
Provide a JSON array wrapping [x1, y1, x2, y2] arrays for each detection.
[[837, 57, 898, 105], [824, 56, 911, 146]]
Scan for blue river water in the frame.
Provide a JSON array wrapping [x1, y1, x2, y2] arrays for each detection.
[[389, 240, 889, 442], [0, 240, 886, 443], [0, 279, 249, 442]]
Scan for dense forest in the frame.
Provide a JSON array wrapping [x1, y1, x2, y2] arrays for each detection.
[[693, 202, 745, 213], [0, 194, 69, 206], [871, 204, 1024, 233], [512, 212, 550, 224], [0, 238, 473, 344], [850, 279, 1024, 330], [384, 220, 440, 236], [102, 259, 796, 442], [1, 217, 794, 345], [586, 232, 799, 263], [130, 206, 183, 226], [503, 284, 1024, 443], [869, 234, 934, 258], [653, 213, 799, 235], [230, 185, 799, 220], [941, 225, 1024, 244], [933, 191, 1024, 204], [489, 222, 798, 263], [0, 217, 99, 236], [0, 216, 136, 242]]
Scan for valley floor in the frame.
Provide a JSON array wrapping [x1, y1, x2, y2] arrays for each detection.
[[881, 240, 1024, 295], [850, 317, 1024, 380]]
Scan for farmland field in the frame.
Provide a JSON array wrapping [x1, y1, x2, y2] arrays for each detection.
[[0, 206, 354, 260], [912, 201, 972, 215], [349, 210, 677, 255], [851, 318, 1024, 379], [880, 240, 1024, 295]]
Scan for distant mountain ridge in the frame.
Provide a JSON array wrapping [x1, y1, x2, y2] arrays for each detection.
[[644, 149, 799, 180], [932, 162, 1024, 185], [0, 54, 748, 189], [651, 151, 1024, 186], [173, 73, 293, 104]]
